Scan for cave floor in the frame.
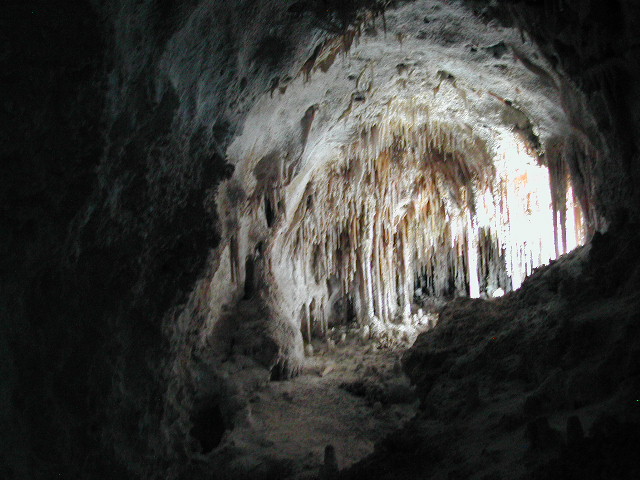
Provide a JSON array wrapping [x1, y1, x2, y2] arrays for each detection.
[[226, 326, 422, 479]]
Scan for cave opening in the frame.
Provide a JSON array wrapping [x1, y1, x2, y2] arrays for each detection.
[[225, 2, 602, 368]]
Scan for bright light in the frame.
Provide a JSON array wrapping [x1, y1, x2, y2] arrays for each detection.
[[478, 133, 585, 290]]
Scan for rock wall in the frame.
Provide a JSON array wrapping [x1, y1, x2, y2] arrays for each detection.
[[1, 2, 112, 477]]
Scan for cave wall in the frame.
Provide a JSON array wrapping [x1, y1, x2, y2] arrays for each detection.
[[1, 1, 356, 477], [1, 0, 234, 477], [1, 2, 112, 477], [2, 0, 640, 479]]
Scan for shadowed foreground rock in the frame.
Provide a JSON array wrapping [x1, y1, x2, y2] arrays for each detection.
[[341, 222, 640, 479]]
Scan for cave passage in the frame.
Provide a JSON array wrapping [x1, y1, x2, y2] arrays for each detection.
[[218, 0, 600, 355], [187, 3, 603, 474], [13, 0, 640, 478]]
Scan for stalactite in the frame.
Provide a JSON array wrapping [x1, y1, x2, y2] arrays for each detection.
[[281, 102, 586, 331]]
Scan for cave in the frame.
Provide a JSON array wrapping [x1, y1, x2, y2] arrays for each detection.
[[3, 1, 640, 479]]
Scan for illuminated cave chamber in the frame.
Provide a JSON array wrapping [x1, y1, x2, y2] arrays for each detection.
[[207, 0, 605, 374], [279, 102, 586, 337]]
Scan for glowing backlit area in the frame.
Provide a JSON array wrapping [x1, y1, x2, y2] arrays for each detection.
[[483, 134, 585, 291]]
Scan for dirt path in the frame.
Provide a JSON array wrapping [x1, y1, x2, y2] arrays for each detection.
[[227, 326, 422, 479]]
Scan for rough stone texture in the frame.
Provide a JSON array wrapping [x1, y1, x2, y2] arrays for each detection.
[[2, 0, 640, 479], [342, 221, 640, 479]]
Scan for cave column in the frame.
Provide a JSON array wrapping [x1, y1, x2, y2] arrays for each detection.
[[466, 211, 480, 298], [372, 211, 385, 322], [401, 226, 412, 318], [359, 211, 376, 322]]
